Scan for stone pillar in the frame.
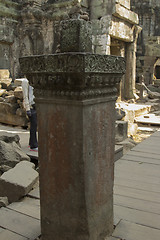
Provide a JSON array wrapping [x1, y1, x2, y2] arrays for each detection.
[[125, 26, 141, 99], [20, 19, 125, 240], [125, 41, 136, 99]]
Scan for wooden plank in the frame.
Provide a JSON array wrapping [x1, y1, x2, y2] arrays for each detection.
[[115, 159, 160, 177], [113, 220, 160, 240], [137, 142, 160, 149], [139, 138, 160, 146], [124, 150, 160, 160], [115, 177, 160, 193], [121, 154, 160, 165], [114, 185, 160, 203], [114, 205, 160, 230], [0, 228, 28, 240], [151, 131, 160, 137], [0, 207, 40, 239], [7, 197, 40, 220], [131, 146, 160, 155], [114, 194, 160, 214], [115, 168, 160, 185]]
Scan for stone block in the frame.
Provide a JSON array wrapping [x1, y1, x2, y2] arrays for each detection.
[[0, 197, 8, 207], [116, 0, 130, 9], [5, 95, 16, 104], [0, 89, 6, 96], [0, 78, 12, 89], [0, 161, 38, 203], [115, 120, 128, 142], [110, 16, 133, 42], [14, 78, 24, 87], [113, 3, 139, 24], [14, 86, 23, 99], [0, 69, 10, 79], [60, 19, 92, 52]]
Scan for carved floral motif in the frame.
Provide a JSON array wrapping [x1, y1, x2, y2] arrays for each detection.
[[20, 53, 125, 100]]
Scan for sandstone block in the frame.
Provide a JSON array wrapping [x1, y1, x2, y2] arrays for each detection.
[[5, 95, 16, 104], [14, 78, 24, 87], [115, 120, 128, 142], [0, 70, 10, 79], [0, 89, 6, 96], [60, 19, 92, 52], [0, 161, 39, 203], [1, 78, 12, 89], [14, 86, 23, 99], [16, 108, 26, 117], [0, 138, 30, 169], [0, 197, 8, 207]]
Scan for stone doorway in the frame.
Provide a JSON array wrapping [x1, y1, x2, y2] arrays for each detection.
[[110, 38, 125, 100]]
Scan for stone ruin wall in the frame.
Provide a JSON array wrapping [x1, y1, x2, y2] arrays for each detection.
[[131, 0, 160, 84], [0, 0, 140, 103]]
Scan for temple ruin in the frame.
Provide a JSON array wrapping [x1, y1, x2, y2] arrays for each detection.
[[1, 0, 160, 97], [1, 0, 140, 100], [131, 0, 160, 85]]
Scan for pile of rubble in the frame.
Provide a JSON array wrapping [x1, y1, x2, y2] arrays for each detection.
[[115, 83, 160, 153], [0, 133, 38, 207], [0, 70, 28, 127]]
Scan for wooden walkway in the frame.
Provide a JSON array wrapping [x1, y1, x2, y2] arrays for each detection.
[[111, 130, 160, 240], [0, 131, 160, 239]]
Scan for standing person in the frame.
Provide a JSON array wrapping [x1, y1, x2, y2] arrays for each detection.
[[22, 78, 38, 152]]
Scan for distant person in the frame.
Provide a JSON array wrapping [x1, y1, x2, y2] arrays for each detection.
[[22, 78, 38, 152]]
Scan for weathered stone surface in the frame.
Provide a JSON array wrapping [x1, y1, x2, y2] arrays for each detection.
[[110, 16, 134, 42], [0, 197, 8, 207], [60, 19, 92, 52], [115, 108, 125, 120], [14, 78, 23, 86], [14, 86, 23, 99], [0, 133, 20, 145], [116, 0, 130, 9], [0, 69, 10, 79], [5, 95, 16, 104], [0, 89, 6, 96], [0, 165, 12, 174], [0, 161, 38, 203], [113, 3, 139, 24], [0, 135, 30, 170], [131, 1, 160, 84], [0, 78, 12, 89], [20, 53, 125, 102], [115, 120, 128, 142]]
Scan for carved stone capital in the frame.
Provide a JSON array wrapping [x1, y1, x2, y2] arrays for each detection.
[[20, 53, 125, 100]]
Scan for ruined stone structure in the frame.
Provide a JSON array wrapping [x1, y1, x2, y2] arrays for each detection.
[[20, 18, 125, 240], [131, 0, 160, 85], [0, 0, 139, 100]]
